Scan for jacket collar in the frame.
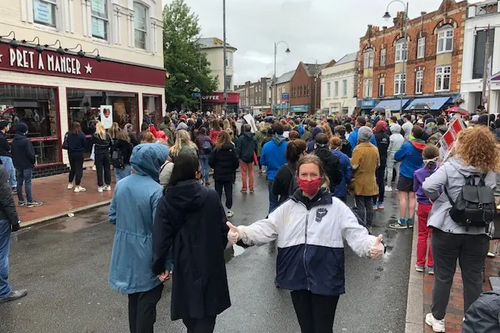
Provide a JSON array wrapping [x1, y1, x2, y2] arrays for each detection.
[[291, 189, 332, 210]]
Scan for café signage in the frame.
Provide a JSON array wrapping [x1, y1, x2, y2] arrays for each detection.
[[8, 48, 85, 75]]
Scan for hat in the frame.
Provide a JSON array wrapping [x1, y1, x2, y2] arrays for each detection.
[[312, 127, 323, 140], [16, 123, 28, 134], [0, 121, 9, 130], [177, 122, 188, 131], [358, 126, 373, 143]]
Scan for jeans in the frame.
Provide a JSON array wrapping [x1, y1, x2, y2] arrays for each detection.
[[0, 219, 12, 299], [215, 181, 233, 209], [183, 317, 217, 333], [114, 164, 132, 182], [416, 203, 433, 267], [16, 169, 33, 203], [355, 196, 374, 227], [431, 229, 489, 320], [290, 290, 340, 333], [386, 156, 400, 187], [68, 152, 84, 186], [199, 154, 210, 185], [267, 179, 279, 214], [376, 165, 386, 204], [0, 156, 16, 188], [95, 153, 111, 187], [128, 283, 164, 333], [239, 160, 254, 191]]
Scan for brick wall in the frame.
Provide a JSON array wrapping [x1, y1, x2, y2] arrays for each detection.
[[358, 0, 467, 99], [290, 63, 321, 114]]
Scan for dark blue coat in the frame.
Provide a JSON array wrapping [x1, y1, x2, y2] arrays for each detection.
[[11, 133, 35, 170]]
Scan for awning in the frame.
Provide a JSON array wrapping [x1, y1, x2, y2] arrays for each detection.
[[373, 99, 410, 112], [405, 97, 451, 111], [492, 71, 500, 81]]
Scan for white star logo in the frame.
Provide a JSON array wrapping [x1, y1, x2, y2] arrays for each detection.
[[85, 63, 93, 74], [0, 54, 3, 63]]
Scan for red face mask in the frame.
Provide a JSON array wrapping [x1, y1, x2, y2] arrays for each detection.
[[297, 177, 322, 197]]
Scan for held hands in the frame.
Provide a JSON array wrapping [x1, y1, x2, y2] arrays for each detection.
[[226, 222, 240, 245], [370, 235, 385, 260], [157, 271, 170, 283]]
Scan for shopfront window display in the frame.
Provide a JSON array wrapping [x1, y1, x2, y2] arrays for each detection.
[[142, 94, 162, 127], [67, 89, 138, 158], [0, 84, 60, 166]]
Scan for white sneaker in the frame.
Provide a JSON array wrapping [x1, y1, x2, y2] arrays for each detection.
[[104, 185, 111, 191], [227, 210, 234, 218], [74, 186, 86, 193], [425, 313, 445, 332], [92, 165, 96, 171], [385, 185, 392, 192], [97, 187, 103, 193], [67, 183, 74, 189]]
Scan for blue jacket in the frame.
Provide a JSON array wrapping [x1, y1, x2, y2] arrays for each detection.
[[394, 140, 425, 179], [108, 144, 169, 294], [260, 135, 287, 180], [332, 150, 352, 198], [11, 133, 35, 170], [348, 127, 377, 154]]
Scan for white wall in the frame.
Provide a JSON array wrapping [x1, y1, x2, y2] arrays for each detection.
[[0, 0, 164, 68], [203, 48, 235, 92], [321, 60, 358, 115]]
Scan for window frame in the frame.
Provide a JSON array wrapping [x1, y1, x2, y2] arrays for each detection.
[[380, 48, 386, 67], [334, 81, 339, 97], [415, 70, 423, 94], [378, 80, 385, 97], [435, 66, 451, 92], [133, 2, 148, 50], [417, 37, 425, 59], [363, 79, 373, 98], [395, 39, 408, 63], [91, 0, 109, 40], [437, 27, 454, 54], [363, 48, 374, 68], [342, 80, 347, 96], [327, 82, 331, 98], [33, 0, 58, 28], [394, 73, 406, 95]]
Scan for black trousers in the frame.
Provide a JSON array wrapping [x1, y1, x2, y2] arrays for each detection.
[[355, 196, 374, 227], [95, 153, 111, 187], [68, 152, 84, 185], [291, 290, 340, 333], [182, 317, 216, 333], [215, 180, 233, 209], [128, 283, 164, 333], [431, 228, 489, 320]]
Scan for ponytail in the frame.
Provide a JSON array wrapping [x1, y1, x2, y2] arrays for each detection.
[[286, 139, 307, 164]]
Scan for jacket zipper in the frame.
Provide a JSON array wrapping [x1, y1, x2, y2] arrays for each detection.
[[302, 204, 311, 291]]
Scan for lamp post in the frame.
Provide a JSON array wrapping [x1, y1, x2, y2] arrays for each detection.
[[273, 41, 291, 115], [222, 0, 227, 114], [383, 0, 409, 114]]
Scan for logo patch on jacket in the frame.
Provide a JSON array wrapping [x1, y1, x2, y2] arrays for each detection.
[[315, 208, 328, 222]]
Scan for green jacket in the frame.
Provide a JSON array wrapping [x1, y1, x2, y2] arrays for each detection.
[[255, 130, 266, 156]]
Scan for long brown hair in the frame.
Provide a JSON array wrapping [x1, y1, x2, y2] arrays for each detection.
[[72, 121, 82, 134], [296, 154, 330, 189], [215, 130, 232, 149]]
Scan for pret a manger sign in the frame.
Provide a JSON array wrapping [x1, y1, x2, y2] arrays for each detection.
[[9, 48, 82, 75]]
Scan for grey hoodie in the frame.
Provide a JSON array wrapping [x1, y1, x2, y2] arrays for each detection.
[[387, 124, 404, 160], [423, 158, 497, 235]]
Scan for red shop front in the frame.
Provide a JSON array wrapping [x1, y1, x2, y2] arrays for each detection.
[[202, 92, 240, 114]]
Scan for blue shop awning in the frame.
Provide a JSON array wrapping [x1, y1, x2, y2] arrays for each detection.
[[373, 99, 410, 112], [405, 97, 452, 111]]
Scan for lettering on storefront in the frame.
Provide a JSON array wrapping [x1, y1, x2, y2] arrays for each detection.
[[9, 49, 82, 75], [203, 95, 220, 101]]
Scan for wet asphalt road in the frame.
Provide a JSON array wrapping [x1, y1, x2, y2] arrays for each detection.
[[0, 175, 412, 333]]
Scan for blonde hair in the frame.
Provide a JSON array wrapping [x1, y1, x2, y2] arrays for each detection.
[[320, 124, 333, 141], [109, 122, 120, 139], [170, 129, 197, 157], [223, 119, 231, 131], [216, 131, 232, 149], [95, 122, 106, 140]]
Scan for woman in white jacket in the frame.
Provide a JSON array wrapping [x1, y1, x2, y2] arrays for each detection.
[[385, 123, 405, 191], [227, 154, 385, 333]]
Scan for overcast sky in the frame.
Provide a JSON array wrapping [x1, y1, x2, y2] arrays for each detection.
[[163, 0, 479, 85]]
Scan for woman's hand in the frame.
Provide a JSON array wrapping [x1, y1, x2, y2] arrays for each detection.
[[157, 271, 170, 283], [226, 222, 240, 245], [370, 235, 385, 260]]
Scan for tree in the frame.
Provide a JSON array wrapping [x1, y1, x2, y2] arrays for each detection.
[[163, 0, 218, 110]]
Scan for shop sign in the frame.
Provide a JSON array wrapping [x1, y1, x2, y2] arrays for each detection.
[[282, 92, 290, 102], [202, 92, 240, 104], [8, 48, 83, 75], [291, 105, 309, 112], [100, 105, 113, 129], [361, 99, 376, 108]]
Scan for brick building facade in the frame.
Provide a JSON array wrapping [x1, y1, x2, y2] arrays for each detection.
[[235, 77, 271, 113], [358, 0, 467, 114], [290, 61, 333, 114]]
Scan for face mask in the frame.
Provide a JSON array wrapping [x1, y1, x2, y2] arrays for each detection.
[[297, 177, 322, 197]]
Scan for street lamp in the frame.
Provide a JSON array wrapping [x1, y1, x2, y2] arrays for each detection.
[[222, 0, 228, 114], [273, 41, 291, 115], [383, 0, 409, 114]]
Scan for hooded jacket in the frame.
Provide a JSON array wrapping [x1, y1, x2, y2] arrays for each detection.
[[306, 127, 324, 153], [209, 142, 239, 182], [313, 146, 343, 191], [260, 135, 287, 180], [153, 180, 231, 320], [387, 124, 405, 158], [108, 144, 169, 295], [462, 291, 500, 333], [237, 190, 377, 296], [332, 149, 353, 198], [11, 133, 35, 170], [347, 127, 377, 154], [236, 132, 257, 163], [112, 139, 133, 166], [0, 131, 11, 158], [394, 139, 425, 179], [0, 166, 19, 226], [423, 158, 496, 235]]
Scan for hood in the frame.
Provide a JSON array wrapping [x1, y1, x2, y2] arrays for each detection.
[[220, 142, 235, 151], [390, 124, 401, 134], [0, 165, 8, 184], [312, 127, 323, 140], [438, 125, 448, 134], [130, 143, 169, 182], [272, 134, 287, 146], [242, 132, 254, 139], [410, 139, 426, 151], [449, 158, 484, 176], [13, 133, 27, 140], [167, 179, 206, 213]]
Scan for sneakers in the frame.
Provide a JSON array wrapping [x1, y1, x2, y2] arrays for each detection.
[[425, 313, 445, 332], [407, 218, 414, 229], [97, 187, 104, 193], [0, 289, 28, 304], [27, 201, 43, 207], [428, 266, 435, 275], [373, 204, 378, 211], [227, 210, 234, 218], [249, 189, 254, 194], [92, 165, 96, 171], [103, 185, 111, 191], [67, 183, 74, 189], [377, 202, 385, 210], [415, 265, 425, 272], [240, 189, 247, 193], [18, 201, 26, 207], [385, 185, 392, 192], [74, 186, 86, 193], [389, 219, 407, 230]]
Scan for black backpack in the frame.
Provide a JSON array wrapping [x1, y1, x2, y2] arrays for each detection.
[[445, 174, 497, 231], [112, 148, 125, 169], [62, 132, 69, 150]]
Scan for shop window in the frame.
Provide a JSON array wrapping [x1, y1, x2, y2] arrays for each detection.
[[33, 0, 57, 27], [0, 84, 60, 165], [91, 0, 109, 40], [143, 95, 162, 127], [133, 2, 148, 49], [67, 89, 138, 158]]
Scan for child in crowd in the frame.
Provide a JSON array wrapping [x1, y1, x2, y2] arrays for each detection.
[[413, 144, 440, 275]]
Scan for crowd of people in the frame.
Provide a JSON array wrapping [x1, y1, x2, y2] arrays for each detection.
[[1, 108, 500, 332]]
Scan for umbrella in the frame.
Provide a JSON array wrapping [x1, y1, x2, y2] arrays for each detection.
[[408, 103, 431, 111], [371, 107, 385, 113], [445, 106, 469, 116]]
